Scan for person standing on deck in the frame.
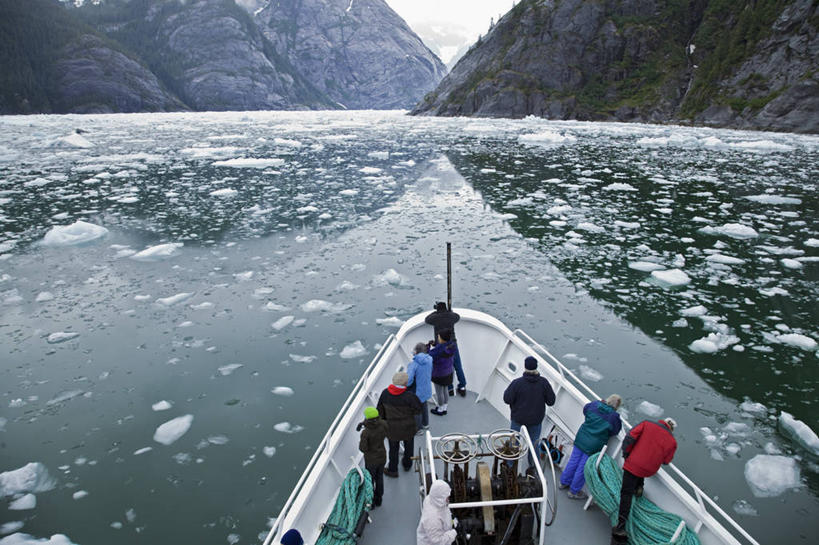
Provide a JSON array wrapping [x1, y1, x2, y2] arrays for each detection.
[[357, 406, 388, 507], [503, 356, 556, 466], [428, 330, 457, 416], [377, 372, 423, 478], [425, 302, 466, 397], [416, 479, 457, 545], [407, 342, 433, 434], [560, 394, 623, 500], [612, 417, 678, 541]]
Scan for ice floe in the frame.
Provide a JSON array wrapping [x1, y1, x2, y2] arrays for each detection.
[[271, 386, 294, 396], [779, 412, 819, 456], [263, 447, 277, 457], [743, 194, 802, 205], [152, 400, 172, 411], [217, 364, 243, 376], [780, 258, 802, 269], [705, 254, 745, 265], [650, 269, 691, 287], [375, 316, 404, 328], [0, 522, 24, 535], [210, 188, 238, 198], [774, 333, 817, 350], [156, 292, 194, 306], [300, 300, 351, 313], [602, 182, 637, 192], [271, 316, 295, 331], [153, 415, 194, 445], [130, 242, 183, 262], [71, 491, 87, 500], [578, 365, 602, 382], [339, 341, 367, 359], [689, 333, 740, 354], [8, 494, 36, 510], [679, 305, 708, 317], [743, 454, 800, 497], [273, 422, 303, 433], [698, 223, 759, 239], [0, 463, 56, 497], [46, 332, 79, 344], [133, 447, 152, 456], [58, 132, 94, 148], [289, 354, 316, 364], [636, 401, 663, 418], [518, 131, 576, 145], [732, 499, 758, 517], [212, 158, 284, 168], [0, 534, 79, 545], [373, 268, 407, 287], [41, 221, 108, 247], [628, 261, 665, 272]]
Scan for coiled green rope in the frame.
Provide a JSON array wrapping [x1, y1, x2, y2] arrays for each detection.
[[584, 453, 701, 545], [315, 468, 374, 545]]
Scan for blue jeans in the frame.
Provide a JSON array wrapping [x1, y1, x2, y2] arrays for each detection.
[[559, 447, 589, 494], [510, 419, 542, 468], [415, 403, 429, 429], [448, 347, 466, 392]]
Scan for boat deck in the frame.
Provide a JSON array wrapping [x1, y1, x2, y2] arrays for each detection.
[[360, 391, 614, 545]]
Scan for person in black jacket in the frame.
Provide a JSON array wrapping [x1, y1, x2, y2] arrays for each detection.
[[503, 356, 556, 467], [357, 406, 388, 507], [377, 371, 423, 477], [425, 302, 467, 397]]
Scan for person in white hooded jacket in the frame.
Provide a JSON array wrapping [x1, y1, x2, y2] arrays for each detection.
[[416, 479, 457, 545]]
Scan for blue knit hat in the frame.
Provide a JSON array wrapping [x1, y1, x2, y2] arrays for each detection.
[[524, 356, 538, 370], [281, 529, 303, 545]]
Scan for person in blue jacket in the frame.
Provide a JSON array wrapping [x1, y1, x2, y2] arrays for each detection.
[[560, 394, 623, 499], [503, 356, 556, 466], [407, 342, 433, 434]]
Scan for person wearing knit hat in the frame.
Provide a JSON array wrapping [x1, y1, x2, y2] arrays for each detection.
[[613, 416, 678, 541], [502, 355, 556, 468], [357, 406, 388, 507], [377, 371, 423, 477], [280, 529, 303, 545]]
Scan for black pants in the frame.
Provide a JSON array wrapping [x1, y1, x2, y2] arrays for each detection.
[[388, 438, 414, 472], [366, 465, 384, 506], [615, 469, 645, 531]]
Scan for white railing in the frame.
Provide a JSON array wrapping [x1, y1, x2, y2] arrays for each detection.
[[510, 328, 760, 545], [261, 334, 398, 545]]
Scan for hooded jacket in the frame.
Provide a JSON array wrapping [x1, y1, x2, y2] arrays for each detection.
[[574, 400, 622, 455], [407, 352, 433, 402], [377, 385, 423, 441], [623, 420, 677, 478], [425, 309, 460, 340], [503, 372, 556, 426], [358, 418, 388, 467], [429, 340, 457, 385], [416, 480, 457, 545]]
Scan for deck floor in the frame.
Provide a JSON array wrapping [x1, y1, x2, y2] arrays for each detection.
[[360, 391, 613, 545]]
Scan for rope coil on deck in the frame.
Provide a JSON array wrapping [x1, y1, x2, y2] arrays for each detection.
[[584, 453, 701, 545], [316, 468, 374, 545]]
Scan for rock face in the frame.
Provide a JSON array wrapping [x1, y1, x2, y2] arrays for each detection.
[[413, 0, 818, 134], [0, 0, 183, 114], [252, 0, 447, 109]]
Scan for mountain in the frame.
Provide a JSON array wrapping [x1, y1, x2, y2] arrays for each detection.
[[250, 0, 447, 109], [407, 21, 475, 70], [0, 0, 183, 114], [77, 0, 334, 111], [412, 0, 819, 134]]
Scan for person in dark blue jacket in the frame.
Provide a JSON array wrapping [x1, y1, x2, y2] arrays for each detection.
[[560, 394, 623, 499], [503, 356, 556, 466]]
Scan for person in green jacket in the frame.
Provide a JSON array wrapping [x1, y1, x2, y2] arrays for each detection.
[[560, 394, 623, 499]]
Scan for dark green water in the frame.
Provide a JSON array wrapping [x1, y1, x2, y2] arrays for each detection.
[[0, 112, 816, 545]]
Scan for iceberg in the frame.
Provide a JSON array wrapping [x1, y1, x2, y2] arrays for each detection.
[[271, 386, 294, 396], [271, 316, 295, 331], [743, 454, 800, 497], [602, 182, 638, 192], [340, 341, 367, 359], [779, 412, 819, 456], [42, 221, 108, 247], [650, 269, 691, 287], [130, 242, 183, 262], [153, 415, 194, 445], [0, 463, 56, 497], [8, 493, 36, 510], [776, 333, 817, 350], [628, 261, 665, 272], [375, 316, 404, 328], [152, 400, 172, 411], [698, 223, 759, 239], [689, 333, 740, 354], [636, 401, 664, 417]]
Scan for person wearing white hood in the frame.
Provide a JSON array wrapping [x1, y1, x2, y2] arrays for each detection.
[[416, 479, 457, 545]]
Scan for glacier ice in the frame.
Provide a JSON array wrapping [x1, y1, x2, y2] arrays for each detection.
[[743, 454, 800, 497], [340, 341, 367, 359], [0, 463, 56, 498], [153, 415, 194, 446], [42, 221, 108, 247], [779, 412, 819, 456]]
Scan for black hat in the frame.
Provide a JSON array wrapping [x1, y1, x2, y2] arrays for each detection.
[[524, 356, 538, 370]]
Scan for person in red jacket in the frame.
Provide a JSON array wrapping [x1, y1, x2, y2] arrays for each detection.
[[612, 417, 677, 540]]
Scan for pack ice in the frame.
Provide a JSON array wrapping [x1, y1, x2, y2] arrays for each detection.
[[744, 454, 801, 497], [42, 221, 108, 247], [153, 415, 194, 445]]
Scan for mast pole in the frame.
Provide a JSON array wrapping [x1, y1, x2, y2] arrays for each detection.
[[447, 242, 452, 310]]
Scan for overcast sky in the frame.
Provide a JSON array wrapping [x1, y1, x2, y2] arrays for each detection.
[[385, 0, 513, 38]]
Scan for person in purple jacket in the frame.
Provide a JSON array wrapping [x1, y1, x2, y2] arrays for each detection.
[[428, 329, 457, 416]]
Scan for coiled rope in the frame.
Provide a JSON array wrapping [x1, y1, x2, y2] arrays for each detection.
[[584, 453, 701, 545], [315, 468, 374, 545]]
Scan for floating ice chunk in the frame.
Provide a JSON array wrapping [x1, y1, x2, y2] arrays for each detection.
[[739, 400, 767, 415], [153, 415, 194, 445], [289, 354, 316, 363], [0, 463, 56, 497], [210, 188, 238, 198], [152, 400, 172, 411], [300, 300, 351, 313], [732, 499, 758, 517], [373, 268, 407, 287], [42, 221, 108, 247], [212, 158, 284, 168], [0, 417, 5, 431], [743, 195, 802, 205], [340, 341, 367, 359], [271, 316, 294, 331], [602, 182, 637, 192], [628, 261, 665, 272], [730, 140, 793, 153], [133, 447, 152, 455], [35, 292, 54, 302], [698, 223, 758, 239], [274, 422, 303, 433], [8, 494, 36, 510], [759, 286, 788, 297], [0, 534, 79, 545], [130, 243, 183, 262], [263, 446, 277, 457], [157, 292, 194, 306], [46, 390, 83, 406], [776, 333, 817, 350], [208, 435, 229, 445], [519, 131, 576, 145], [636, 401, 663, 417], [651, 269, 691, 287], [335, 281, 359, 291], [191, 302, 214, 310], [296, 205, 319, 214], [72, 491, 88, 500], [46, 332, 79, 344], [779, 412, 819, 456], [375, 317, 404, 328], [578, 365, 602, 382], [706, 254, 745, 265], [339, 189, 359, 196], [274, 138, 301, 148], [1, 522, 24, 534], [805, 238, 819, 247], [780, 258, 802, 269], [271, 387, 294, 396], [689, 333, 740, 353], [744, 455, 800, 497], [360, 166, 382, 174], [671, 318, 688, 328], [615, 220, 640, 229], [58, 132, 94, 148], [217, 364, 243, 376], [576, 222, 604, 234]]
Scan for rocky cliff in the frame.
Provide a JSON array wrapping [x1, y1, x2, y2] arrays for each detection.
[[413, 0, 819, 134], [251, 0, 447, 109], [0, 0, 183, 114]]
